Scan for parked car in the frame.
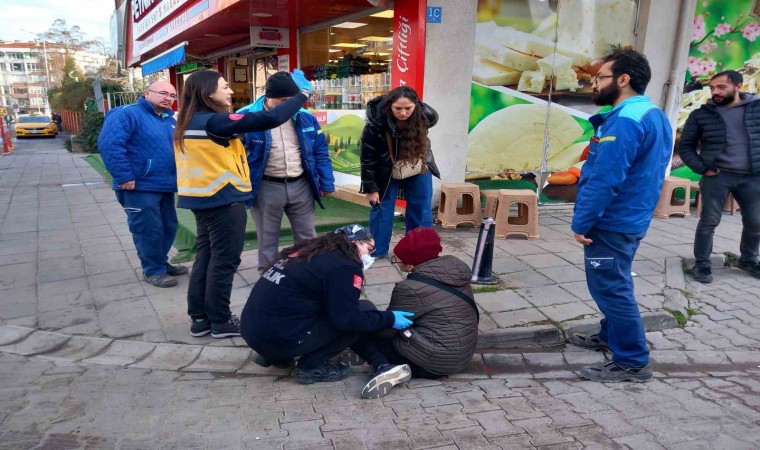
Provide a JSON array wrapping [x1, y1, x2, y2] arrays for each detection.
[[15, 114, 57, 138]]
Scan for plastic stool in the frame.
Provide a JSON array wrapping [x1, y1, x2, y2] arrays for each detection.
[[493, 189, 539, 240], [437, 183, 483, 228], [654, 176, 691, 218]]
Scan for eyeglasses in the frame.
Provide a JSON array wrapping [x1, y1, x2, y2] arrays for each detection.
[[592, 75, 618, 84], [390, 255, 402, 264], [148, 90, 178, 100]]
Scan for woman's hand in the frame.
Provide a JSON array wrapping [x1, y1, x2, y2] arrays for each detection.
[[391, 311, 414, 330], [365, 192, 380, 206]]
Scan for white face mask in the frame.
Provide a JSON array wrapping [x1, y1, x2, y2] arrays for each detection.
[[361, 253, 375, 271]]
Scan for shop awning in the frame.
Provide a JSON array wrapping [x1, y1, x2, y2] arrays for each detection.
[[141, 42, 187, 76]]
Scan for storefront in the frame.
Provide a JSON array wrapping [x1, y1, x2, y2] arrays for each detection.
[[115, 0, 708, 205], [116, 0, 428, 185]]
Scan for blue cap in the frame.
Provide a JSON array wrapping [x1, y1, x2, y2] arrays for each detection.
[[334, 224, 372, 241]]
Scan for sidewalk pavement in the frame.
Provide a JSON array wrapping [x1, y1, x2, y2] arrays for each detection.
[[2, 139, 760, 357], [4, 135, 760, 450]]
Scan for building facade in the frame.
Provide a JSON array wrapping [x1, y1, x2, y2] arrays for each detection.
[[113, 0, 708, 203]]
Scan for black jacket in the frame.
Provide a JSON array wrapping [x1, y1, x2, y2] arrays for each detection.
[[388, 255, 478, 375], [240, 250, 395, 354], [359, 96, 440, 200], [679, 96, 760, 175]]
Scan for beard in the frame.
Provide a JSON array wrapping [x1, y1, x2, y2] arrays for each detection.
[[712, 91, 736, 106], [593, 83, 620, 106]]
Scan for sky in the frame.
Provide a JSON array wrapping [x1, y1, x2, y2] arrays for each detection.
[[0, 0, 114, 50]]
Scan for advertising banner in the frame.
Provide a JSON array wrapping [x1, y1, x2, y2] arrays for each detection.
[[467, 0, 639, 203], [391, 0, 426, 94], [314, 110, 367, 176], [673, 0, 760, 182]]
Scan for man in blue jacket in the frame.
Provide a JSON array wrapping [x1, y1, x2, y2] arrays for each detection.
[[239, 72, 335, 272], [569, 50, 673, 382], [98, 81, 186, 288]]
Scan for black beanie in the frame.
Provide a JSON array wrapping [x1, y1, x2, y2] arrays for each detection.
[[265, 72, 301, 98]]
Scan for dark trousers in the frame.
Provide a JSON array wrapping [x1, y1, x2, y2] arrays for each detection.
[[115, 190, 178, 276], [695, 171, 760, 267], [351, 334, 444, 379], [187, 202, 246, 324], [370, 170, 433, 257], [251, 300, 380, 370], [584, 228, 648, 368]]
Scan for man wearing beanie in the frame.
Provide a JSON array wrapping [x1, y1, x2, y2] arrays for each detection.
[[352, 227, 479, 399], [239, 72, 335, 272]]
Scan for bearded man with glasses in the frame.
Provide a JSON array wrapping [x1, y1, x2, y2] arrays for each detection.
[[98, 81, 187, 288]]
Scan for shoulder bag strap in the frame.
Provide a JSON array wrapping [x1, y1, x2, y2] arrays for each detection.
[[406, 273, 479, 322], [385, 132, 396, 162]]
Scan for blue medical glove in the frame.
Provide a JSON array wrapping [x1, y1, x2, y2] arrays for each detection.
[[290, 69, 313, 95], [392, 311, 414, 330]]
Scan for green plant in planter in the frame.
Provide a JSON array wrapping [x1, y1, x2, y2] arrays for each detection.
[[73, 112, 104, 153]]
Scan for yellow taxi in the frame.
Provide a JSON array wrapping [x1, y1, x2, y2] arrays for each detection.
[[15, 113, 58, 138]]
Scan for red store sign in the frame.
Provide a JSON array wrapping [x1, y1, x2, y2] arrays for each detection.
[[391, 0, 426, 97]]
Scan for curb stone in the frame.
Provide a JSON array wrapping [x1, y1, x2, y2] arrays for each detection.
[[665, 257, 686, 292], [0, 330, 70, 356], [3, 326, 760, 375]]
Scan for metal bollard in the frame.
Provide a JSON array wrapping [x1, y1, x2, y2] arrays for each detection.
[[471, 217, 497, 285]]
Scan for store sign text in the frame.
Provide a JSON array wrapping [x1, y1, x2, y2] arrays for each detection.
[[250, 26, 290, 49], [132, 0, 161, 22], [134, 0, 190, 39], [395, 16, 412, 77]]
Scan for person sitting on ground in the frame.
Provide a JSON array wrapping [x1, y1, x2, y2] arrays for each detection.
[[239, 224, 416, 385], [352, 227, 479, 399]]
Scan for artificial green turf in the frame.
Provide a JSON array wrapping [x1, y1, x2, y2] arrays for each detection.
[[83, 153, 397, 262]]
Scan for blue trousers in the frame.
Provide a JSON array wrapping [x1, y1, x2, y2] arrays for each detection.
[[584, 227, 648, 367], [370, 171, 433, 257], [115, 190, 178, 276]]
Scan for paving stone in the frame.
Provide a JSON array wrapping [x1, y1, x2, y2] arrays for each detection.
[[511, 416, 575, 446], [539, 302, 596, 323], [685, 350, 730, 365], [38, 289, 94, 313], [0, 325, 35, 346], [0, 330, 70, 356], [501, 270, 556, 288], [490, 308, 547, 328], [38, 304, 98, 331], [475, 290, 532, 313], [98, 297, 162, 338], [129, 343, 203, 371], [537, 265, 587, 284], [83, 340, 156, 366], [92, 282, 146, 305], [522, 353, 566, 367], [238, 358, 294, 376], [724, 351, 760, 364], [37, 335, 113, 361], [520, 285, 577, 307], [184, 346, 251, 373]]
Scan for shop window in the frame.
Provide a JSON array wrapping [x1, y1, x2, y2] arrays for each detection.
[[299, 9, 394, 111]]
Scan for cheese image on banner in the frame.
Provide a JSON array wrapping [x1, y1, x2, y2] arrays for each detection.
[[467, 104, 584, 173]]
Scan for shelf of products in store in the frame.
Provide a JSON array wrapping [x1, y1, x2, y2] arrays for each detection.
[[310, 72, 391, 110]]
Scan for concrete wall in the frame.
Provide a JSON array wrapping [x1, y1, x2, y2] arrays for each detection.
[[635, 0, 696, 115], [423, 0, 478, 190]]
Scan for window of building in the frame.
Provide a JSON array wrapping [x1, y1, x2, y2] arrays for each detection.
[[30, 97, 44, 105], [29, 86, 46, 94], [25, 63, 40, 72], [7, 53, 23, 60], [10, 63, 23, 72]]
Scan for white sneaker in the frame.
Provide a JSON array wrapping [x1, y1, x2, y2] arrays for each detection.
[[361, 364, 411, 399]]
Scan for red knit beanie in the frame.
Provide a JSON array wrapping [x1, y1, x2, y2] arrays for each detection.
[[393, 227, 442, 266]]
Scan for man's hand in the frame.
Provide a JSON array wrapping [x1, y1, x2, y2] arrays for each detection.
[[119, 181, 136, 190], [703, 169, 720, 177], [573, 232, 593, 246], [320, 191, 333, 197]]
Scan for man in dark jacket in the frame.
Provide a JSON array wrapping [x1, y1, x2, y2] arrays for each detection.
[[353, 227, 478, 399], [570, 50, 672, 383], [239, 72, 335, 272], [679, 70, 760, 283], [98, 81, 186, 288]]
